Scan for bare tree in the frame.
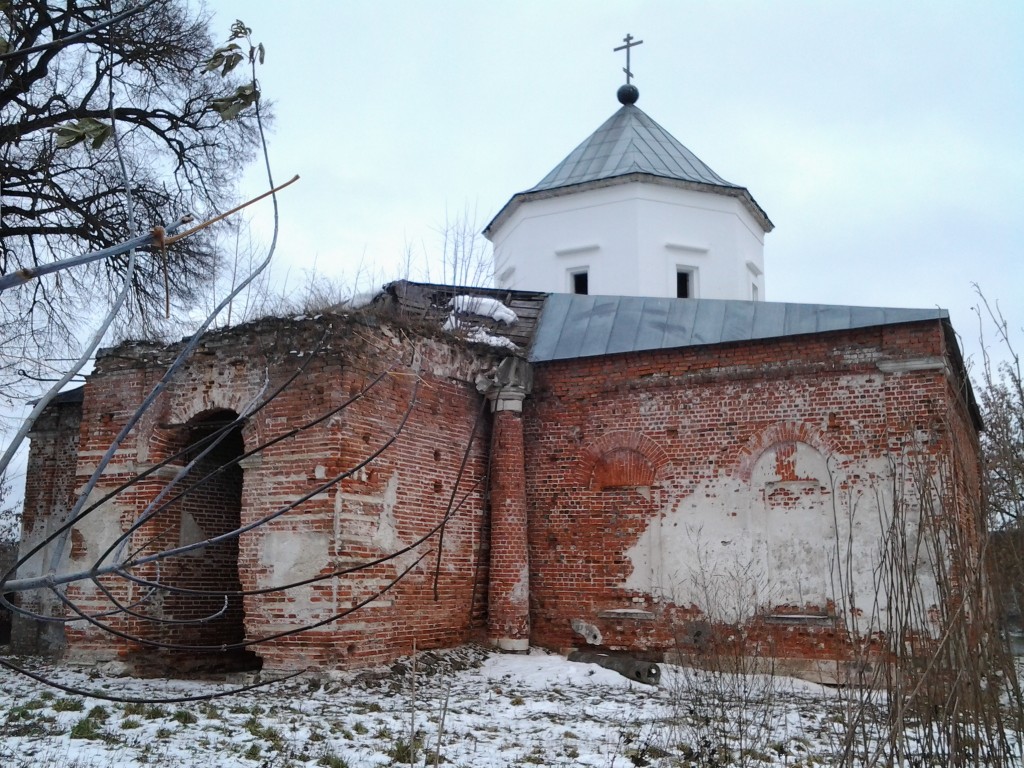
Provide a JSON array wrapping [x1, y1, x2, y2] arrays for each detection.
[[975, 291, 1024, 531], [0, 470, 14, 541], [0, 1, 264, 399], [974, 288, 1024, 693], [429, 203, 494, 289], [196, 216, 277, 328]]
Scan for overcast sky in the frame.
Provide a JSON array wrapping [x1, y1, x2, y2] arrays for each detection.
[[208, 0, 1022, 370]]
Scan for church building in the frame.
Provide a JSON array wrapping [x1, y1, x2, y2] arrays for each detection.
[[13, 54, 982, 681]]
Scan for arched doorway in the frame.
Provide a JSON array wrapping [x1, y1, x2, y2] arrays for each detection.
[[154, 408, 257, 671]]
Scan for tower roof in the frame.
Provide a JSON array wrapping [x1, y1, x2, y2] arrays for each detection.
[[485, 99, 773, 238], [529, 103, 735, 193]]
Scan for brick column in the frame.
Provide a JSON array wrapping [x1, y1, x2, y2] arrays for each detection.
[[12, 395, 83, 656], [487, 381, 531, 652]]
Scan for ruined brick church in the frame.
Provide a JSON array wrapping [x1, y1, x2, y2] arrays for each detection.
[[16, 82, 981, 679]]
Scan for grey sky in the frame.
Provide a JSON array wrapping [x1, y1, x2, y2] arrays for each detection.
[[209, 0, 1023, 370]]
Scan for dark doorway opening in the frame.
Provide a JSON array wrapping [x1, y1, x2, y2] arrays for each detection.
[[147, 409, 259, 674]]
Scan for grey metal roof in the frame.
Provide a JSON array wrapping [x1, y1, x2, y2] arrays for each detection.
[[484, 102, 773, 238], [528, 293, 948, 363], [530, 104, 736, 192]]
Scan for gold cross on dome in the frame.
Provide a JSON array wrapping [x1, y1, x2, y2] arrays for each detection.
[[614, 33, 644, 84]]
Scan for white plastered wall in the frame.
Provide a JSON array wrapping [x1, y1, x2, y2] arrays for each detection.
[[490, 182, 766, 301]]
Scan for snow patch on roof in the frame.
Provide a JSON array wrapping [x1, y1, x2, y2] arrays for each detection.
[[448, 295, 518, 325], [466, 327, 519, 351]]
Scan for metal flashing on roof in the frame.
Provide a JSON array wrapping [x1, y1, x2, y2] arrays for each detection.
[[528, 294, 948, 363]]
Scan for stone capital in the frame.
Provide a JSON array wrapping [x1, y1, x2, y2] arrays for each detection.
[[478, 356, 533, 413], [487, 387, 527, 413]]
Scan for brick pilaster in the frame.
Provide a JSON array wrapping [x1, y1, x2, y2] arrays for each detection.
[[487, 389, 530, 651]]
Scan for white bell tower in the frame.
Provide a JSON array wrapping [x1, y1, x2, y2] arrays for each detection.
[[485, 39, 772, 301]]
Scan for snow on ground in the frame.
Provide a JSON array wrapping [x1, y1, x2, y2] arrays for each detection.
[[0, 646, 1020, 767]]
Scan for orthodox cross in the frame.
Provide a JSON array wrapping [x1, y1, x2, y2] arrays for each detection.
[[614, 33, 643, 84]]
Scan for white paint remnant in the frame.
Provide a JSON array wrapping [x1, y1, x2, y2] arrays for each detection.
[[495, 637, 530, 652], [621, 440, 942, 632], [262, 532, 328, 586], [333, 472, 418, 583], [509, 564, 529, 606], [178, 511, 207, 555], [73, 502, 122, 571], [370, 473, 401, 553]]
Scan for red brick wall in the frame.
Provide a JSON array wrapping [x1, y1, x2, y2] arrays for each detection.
[[20, 400, 83, 563], [240, 347, 493, 670], [37, 310, 982, 671], [62, 316, 496, 671], [12, 397, 83, 654], [522, 321, 979, 661]]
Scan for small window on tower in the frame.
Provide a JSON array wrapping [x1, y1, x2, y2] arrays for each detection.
[[676, 270, 691, 299], [752, 283, 759, 301], [572, 271, 589, 295]]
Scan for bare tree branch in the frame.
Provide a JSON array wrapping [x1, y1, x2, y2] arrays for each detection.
[[1, 0, 266, 396]]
